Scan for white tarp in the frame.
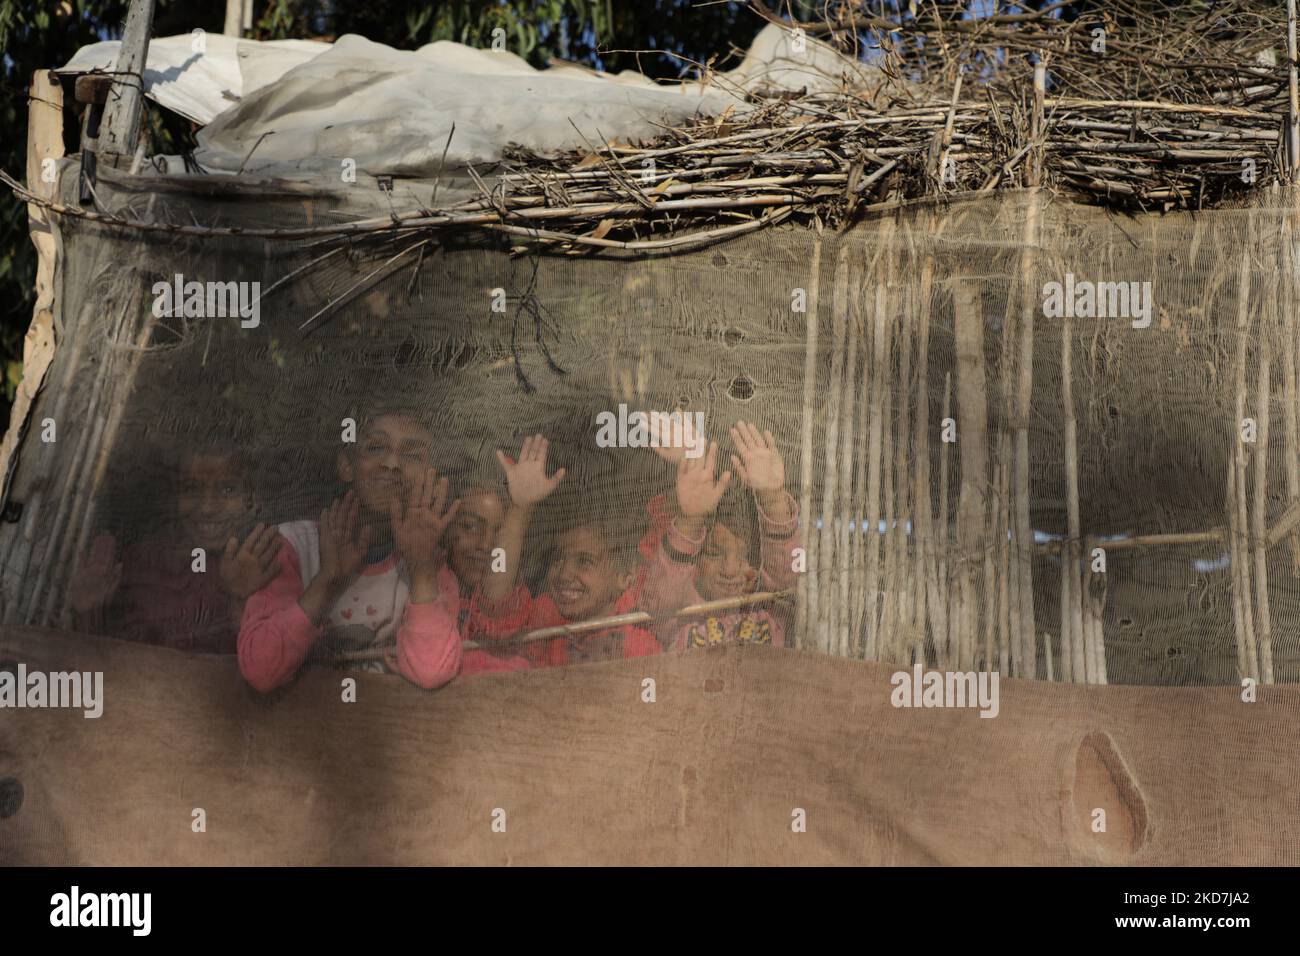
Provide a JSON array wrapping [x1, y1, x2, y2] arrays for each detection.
[[59, 24, 876, 179]]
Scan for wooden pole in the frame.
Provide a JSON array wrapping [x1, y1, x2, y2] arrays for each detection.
[[224, 0, 244, 37], [862, 259, 891, 658], [818, 247, 851, 654], [1062, 302, 1087, 682], [1288, 0, 1299, 176], [912, 217, 937, 667], [101, 0, 156, 158], [954, 279, 988, 673], [0, 72, 65, 623], [892, 289, 914, 663], [880, 364, 898, 660], [794, 239, 823, 649], [937, 371, 953, 668], [836, 257, 860, 657], [1011, 60, 1046, 678], [1252, 310, 1276, 684], [1233, 246, 1260, 681], [850, 278, 870, 657]]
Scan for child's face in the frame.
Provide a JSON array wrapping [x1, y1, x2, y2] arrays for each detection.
[[696, 521, 756, 601], [338, 415, 434, 519], [545, 525, 633, 622], [176, 452, 250, 551], [445, 488, 505, 589]]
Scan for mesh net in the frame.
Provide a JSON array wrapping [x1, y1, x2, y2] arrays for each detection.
[[3, 171, 1299, 687]]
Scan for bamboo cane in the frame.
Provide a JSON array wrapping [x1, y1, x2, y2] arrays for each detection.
[[1063, 300, 1087, 683], [836, 259, 860, 658], [1059, 548, 1073, 683], [1282, 221, 1300, 574], [337, 589, 797, 661], [1252, 312, 1276, 683], [937, 370, 953, 669], [953, 279, 988, 673], [1227, 462, 1251, 681], [894, 286, 915, 663], [1233, 246, 1261, 681], [911, 238, 935, 667], [880, 356, 897, 661], [795, 239, 823, 649], [862, 270, 890, 659], [850, 278, 870, 658], [819, 246, 851, 655], [997, 433, 1013, 676]]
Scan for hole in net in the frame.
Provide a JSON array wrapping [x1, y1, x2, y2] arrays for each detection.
[[728, 375, 756, 402]]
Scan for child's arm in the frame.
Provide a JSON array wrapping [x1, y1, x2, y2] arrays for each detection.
[[389, 564, 464, 689], [481, 434, 566, 603], [236, 535, 319, 692], [389, 467, 465, 689], [238, 496, 371, 692], [641, 441, 731, 614], [729, 421, 800, 590], [219, 523, 283, 629]]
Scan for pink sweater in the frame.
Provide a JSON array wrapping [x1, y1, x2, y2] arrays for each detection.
[[641, 492, 800, 651], [238, 520, 463, 692]]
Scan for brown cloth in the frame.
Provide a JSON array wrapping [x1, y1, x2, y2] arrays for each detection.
[[1, 626, 1295, 865]]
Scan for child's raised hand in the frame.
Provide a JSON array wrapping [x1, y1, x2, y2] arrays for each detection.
[[319, 490, 371, 591], [729, 421, 785, 493], [219, 523, 282, 600], [675, 440, 732, 519], [390, 467, 461, 572], [495, 434, 566, 508], [71, 531, 123, 614], [648, 412, 704, 467]]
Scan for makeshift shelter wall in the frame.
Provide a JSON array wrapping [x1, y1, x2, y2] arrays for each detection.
[[1, 177, 1297, 684], [1, 627, 1296, 865]]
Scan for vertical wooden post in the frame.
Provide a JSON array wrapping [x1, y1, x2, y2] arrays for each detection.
[[794, 240, 823, 650], [1252, 300, 1276, 684], [0, 72, 64, 623], [954, 279, 988, 673], [101, 0, 156, 158], [1288, 0, 1299, 176], [1009, 60, 1046, 677], [818, 247, 850, 654], [1232, 246, 1260, 681], [1062, 303, 1086, 682], [836, 253, 860, 656]]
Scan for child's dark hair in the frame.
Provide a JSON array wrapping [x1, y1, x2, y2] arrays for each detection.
[[706, 492, 759, 566], [552, 510, 642, 574]]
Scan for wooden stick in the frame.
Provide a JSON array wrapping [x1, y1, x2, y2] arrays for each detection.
[[100, 0, 156, 157], [819, 247, 851, 655], [937, 371, 953, 669], [1059, 546, 1073, 683], [1233, 246, 1260, 681], [335, 590, 798, 661], [911, 218, 937, 667], [1227, 462, 1252, 682], [1281, 215, 1300, 571], [954, 279, 988, 673], [879, 350, 898, 661], [1289, 0, 1299, 175], [997, 433, 1013, 676], [836, 252, 860, 657], [893, 281, 915, 664], [850, 276, 871, 658], [862, 241, 891, 659], [1012, 201, 1040, 678], [1063, 298, 1087, 683], [794, 239, 823, 650], [1252, 307, 1276, 684]]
